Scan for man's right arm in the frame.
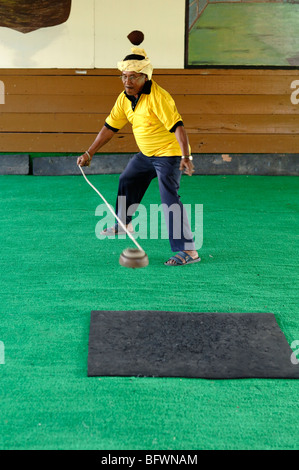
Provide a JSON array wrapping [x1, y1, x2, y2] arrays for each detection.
[[77, 125, 116, 167]]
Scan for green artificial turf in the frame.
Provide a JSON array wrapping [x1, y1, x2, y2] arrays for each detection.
[[0, 173, 298, 450]]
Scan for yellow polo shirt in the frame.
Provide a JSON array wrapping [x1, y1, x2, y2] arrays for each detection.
[[105, 80, 186, 157]]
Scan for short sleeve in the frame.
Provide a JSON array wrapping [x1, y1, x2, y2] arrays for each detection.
[[105, 94, 129, 131], [150, 86, 183, 132]]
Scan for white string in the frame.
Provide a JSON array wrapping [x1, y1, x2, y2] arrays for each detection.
[[78, 165, 145, 253]]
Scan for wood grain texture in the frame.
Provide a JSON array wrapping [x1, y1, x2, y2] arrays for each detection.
[[0, 0, 71, 33], [0, 68, 299, 153], [1, 132, 299, 154]]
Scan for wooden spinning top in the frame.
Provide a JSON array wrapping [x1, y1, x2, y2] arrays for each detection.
[[119, 248, 149, 269]]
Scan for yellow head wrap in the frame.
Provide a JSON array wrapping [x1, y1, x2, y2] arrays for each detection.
[[117, 47, 153, 80]]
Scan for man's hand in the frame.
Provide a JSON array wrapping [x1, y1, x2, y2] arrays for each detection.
[[77, 152, 92, 167], [77, 126, 115, 167], [180, 158, 194, 176]]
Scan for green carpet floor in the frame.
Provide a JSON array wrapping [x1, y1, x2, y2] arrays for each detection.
[[0, 173, 298, 450]]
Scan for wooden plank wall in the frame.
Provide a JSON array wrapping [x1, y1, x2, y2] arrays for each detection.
[[0, 68, 299, 154]]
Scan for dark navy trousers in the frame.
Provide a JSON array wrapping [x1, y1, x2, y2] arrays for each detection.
[[115, 152, 195, 252]]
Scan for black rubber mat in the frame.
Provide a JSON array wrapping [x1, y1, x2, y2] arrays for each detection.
[[0, 154, 29, 175], [32, 155, 132, 175], [88, 311, 299, 379]]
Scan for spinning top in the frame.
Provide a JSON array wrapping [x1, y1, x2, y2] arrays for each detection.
[[119, 248, 149, 269], [127, 30, 144, 46]]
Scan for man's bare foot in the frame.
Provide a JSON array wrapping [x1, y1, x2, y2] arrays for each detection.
[[100, 222, 134, 235], [165, 250, 200, 266]]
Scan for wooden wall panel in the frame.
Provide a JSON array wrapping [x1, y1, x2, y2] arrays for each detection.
[[0, 68, 299, 153], [1, 132, 299, 154], [3, 74, 297, 95]]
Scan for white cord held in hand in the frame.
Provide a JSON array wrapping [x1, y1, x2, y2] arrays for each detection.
[[78, 164, 145, 253]]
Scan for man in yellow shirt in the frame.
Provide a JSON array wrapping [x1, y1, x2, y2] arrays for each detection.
[[78, 47, 200, 266]]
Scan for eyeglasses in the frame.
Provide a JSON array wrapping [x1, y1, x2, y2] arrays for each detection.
[[120, 74, 144, 83]]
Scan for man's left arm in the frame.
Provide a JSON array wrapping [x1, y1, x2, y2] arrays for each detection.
[[174, 125, 194, 177]]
